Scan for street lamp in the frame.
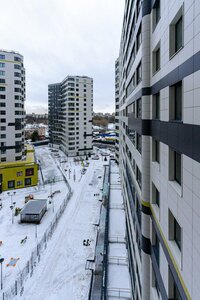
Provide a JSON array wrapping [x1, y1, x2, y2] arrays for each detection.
[[10, 201, 16, 224], [7, 191, 16, 206], [0, 258, 4, 290]]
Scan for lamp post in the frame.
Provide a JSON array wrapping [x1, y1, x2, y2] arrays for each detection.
[[7, 191, 16, 206], [0, 258, 4, 290], [10, 202, 16, 224]]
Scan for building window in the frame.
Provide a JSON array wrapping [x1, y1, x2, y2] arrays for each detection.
[[16, 156, 22, 161], [152, 183, 160, 207], [17, 181, 23, 186], [152, 139, 160, 163], [1, 158, 6, 162], [174, 151, 181, 184], [126, 74, 136, 97], [14, 64, 21, 70], [153, 93, 160, 119], [136, 25, 142, 51], [152, 43, 160, 74], [136, 133, 142, 154], [14, 56, 21, 62], [153, 0, 160, 30], [136, 98, 142, 118], [174, 218, 181, 250], [127, 128, 136, 145], [136, 62, 142, 84], [136, 196, 141, 226], [174, 82, 182, 120], [136, 166, 142, 189], [25, 168, 34, 176], [168, 268, 181, 299], [8, 180, 15, 189], [14, 72, 21, 77], [25, 178, 31, 186], [0, 54, 5, 59], [14, 80, 21, 85], [175, 17, 183, 53], [0, 63, 5, 68], [0, 71, 5, 76], [169, 148, 182, 185], [169, 210, 182, 251], [169, 81, 182, 121], [169, 8, 183, 57], [17, 171, 23, 177]]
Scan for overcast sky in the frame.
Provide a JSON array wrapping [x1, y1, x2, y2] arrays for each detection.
[[1, 0, 124, 114]]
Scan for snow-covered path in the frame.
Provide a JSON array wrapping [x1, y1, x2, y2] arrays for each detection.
[[22, 161, 104, 300]]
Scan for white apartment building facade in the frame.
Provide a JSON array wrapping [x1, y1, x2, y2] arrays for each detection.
[[116, 0, 200, 299], [48, 75, 93, 156], [0, 50, 25, 163]]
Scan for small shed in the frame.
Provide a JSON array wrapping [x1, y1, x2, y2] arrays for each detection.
[[20, 200, 47, 224]]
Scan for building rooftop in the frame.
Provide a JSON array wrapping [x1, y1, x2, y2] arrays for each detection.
[[0, 144, 36, 169], [20, 199, 47, 215], [0, 49, 23, 56]]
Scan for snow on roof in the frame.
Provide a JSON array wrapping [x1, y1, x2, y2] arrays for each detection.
[[20, 200, 47, 215]]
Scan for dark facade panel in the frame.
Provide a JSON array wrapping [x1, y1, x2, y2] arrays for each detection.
[[128, 117, 200, 163]]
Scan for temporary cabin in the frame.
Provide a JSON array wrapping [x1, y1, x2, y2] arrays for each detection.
[[20, 199, 47, 224]]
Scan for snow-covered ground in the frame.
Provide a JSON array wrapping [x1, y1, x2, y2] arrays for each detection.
[[107, 161, 131, 299], [0, 147, 70, 298], [0, 146, 108, 300]]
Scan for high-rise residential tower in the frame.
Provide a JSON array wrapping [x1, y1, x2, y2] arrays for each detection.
[[0, 50, 25, 163], [48, 75, 93, 156], [116, 0, 200, 299]]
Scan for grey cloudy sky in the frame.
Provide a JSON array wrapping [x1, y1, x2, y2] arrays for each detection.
[[1, 0, 124, 113]]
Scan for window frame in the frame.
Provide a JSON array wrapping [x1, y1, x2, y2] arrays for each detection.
[[169, 7, 184, 58]]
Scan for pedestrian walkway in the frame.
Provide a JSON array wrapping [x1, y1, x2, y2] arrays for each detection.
[[107, 160, 131, 299]]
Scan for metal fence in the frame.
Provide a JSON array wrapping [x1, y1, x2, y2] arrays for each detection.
[[43, 175, 64, 185], [1, 190, 72, 300]]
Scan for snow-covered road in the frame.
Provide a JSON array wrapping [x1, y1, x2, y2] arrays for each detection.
[[22, 160, 104, 300]]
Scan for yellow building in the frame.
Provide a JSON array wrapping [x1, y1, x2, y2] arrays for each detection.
[[0, 145, 38, 192]]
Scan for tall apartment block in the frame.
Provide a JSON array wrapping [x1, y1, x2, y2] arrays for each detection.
[[116, 1, 200, 299], [48, 76, 93, 156], [0, 50, 25, 163], [0, 50, 38, 192]]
